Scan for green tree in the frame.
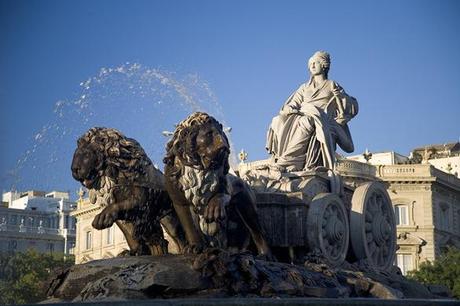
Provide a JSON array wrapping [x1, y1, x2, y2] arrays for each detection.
[[407, 247, 460, 298], [0, 250, 74, 305]]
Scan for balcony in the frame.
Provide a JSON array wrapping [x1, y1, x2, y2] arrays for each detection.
[[0, 223, 75, 236]]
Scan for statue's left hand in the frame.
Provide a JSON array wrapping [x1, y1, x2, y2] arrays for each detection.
[[204, 193, 230, 223], [331, 82, 343, 97], [92, 205, 119, 229]]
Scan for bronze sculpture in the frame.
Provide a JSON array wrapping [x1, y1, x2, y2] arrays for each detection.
[[71, 127, 186, 255], [163, 112, 272, 258]]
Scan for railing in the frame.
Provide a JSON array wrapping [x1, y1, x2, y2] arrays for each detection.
[[237, 159, 271, 173], [335, 159, 377, 178], [239, 158, 379, 179], [0, 224, 75, 236], [59, 228, 76, 236], [377, 164, 432, 178], [375, 164, 460, 189]]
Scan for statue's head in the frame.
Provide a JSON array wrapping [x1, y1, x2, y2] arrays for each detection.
[[308, 51, 331, 78]]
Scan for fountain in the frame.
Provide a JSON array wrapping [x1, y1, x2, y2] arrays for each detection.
[[21, 56, 454, 303], [1, 63, 230, 195]]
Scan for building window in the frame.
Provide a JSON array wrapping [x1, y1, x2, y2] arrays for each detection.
[[48, 243, 54, 253], [10, 215, 17, 225], [394, 205, 409, 226], [69, 242, 75, 254], [85, 231, 92, 250], [395, 253, 414, 275], [8, 240, 17, 252], [457, 210, 460, 234], [106, 227, 114, 245], [439, 204, 450, 231]]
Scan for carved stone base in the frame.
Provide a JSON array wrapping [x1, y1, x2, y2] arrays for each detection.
[[45, 250, 442, 303]]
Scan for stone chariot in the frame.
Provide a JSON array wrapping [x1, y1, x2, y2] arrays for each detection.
[[239, 161, 397, 270]]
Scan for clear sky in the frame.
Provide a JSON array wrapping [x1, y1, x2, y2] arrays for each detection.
[[0, 0, 459, 194]]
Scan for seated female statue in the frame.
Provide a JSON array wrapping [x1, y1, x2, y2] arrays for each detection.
[[266, 51, 358, 172]]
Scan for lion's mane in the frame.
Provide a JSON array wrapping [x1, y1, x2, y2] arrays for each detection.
[[77, 127, 162, 206], [163, 112, 230, 174], [163, 112, 230, 213]]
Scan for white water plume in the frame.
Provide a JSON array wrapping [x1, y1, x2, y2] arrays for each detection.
[[2, 63, 233, 197]]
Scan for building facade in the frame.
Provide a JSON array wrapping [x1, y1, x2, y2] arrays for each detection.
[[71, 197, 130, 264], [411, 142, 460, 179], [0, 190, 77, 256], [71, 193, 182, 264]]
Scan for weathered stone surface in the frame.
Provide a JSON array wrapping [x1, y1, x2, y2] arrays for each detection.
[[44, 249, 446, 303], [46, 255, 204, 302]]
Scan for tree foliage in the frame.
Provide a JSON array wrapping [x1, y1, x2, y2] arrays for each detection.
[[407, 247, 460, 298], [0, 250, 74, 305]]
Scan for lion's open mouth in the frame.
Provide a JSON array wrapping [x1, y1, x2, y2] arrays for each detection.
[[82, 171, 99, 189]]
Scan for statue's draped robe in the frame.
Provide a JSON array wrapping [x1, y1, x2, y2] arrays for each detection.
[[266, 79, 358, 171]]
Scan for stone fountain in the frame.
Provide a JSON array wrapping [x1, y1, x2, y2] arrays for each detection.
[[44, 52, 453, 303]]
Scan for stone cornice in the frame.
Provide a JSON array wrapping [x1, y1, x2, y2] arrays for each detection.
[[373, 164, 460, 192], [70, 204, 102, 218]]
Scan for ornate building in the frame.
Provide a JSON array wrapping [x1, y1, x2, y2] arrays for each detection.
[[412, 142, 460, 178], [0, 190, 76, 256], [70, 194, 129, 264]]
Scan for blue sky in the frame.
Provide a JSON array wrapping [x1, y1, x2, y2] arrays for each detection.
[[0, 0, 459, 193]]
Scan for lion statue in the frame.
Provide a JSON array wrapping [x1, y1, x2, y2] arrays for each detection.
[[71, 127, 186, 255], [163, 112, 272, 258]]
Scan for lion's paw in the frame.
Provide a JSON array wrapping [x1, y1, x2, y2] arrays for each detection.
[[92, 206, 118, 229], [183, 243, 206, 255], [204, 193, 230, 223]]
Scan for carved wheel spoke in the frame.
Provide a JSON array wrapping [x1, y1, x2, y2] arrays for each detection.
[[350, 182, 397, 270], [307, 193, 349, 267]]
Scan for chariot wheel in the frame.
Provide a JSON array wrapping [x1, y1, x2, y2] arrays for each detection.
[[350, 182, 397, 270], [307, 193, 349, 267]]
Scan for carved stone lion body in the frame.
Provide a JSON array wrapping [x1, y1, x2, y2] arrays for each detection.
[[163, 112, 271, 257], [71, 127, 186, 255]]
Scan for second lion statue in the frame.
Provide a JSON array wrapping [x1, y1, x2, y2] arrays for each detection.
[[163, 112, 272, 258]]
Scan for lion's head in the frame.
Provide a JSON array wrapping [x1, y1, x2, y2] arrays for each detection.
[[164, 112, 230, 176], [163, 113, 231, 212], [71, 127, 153, 189]]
